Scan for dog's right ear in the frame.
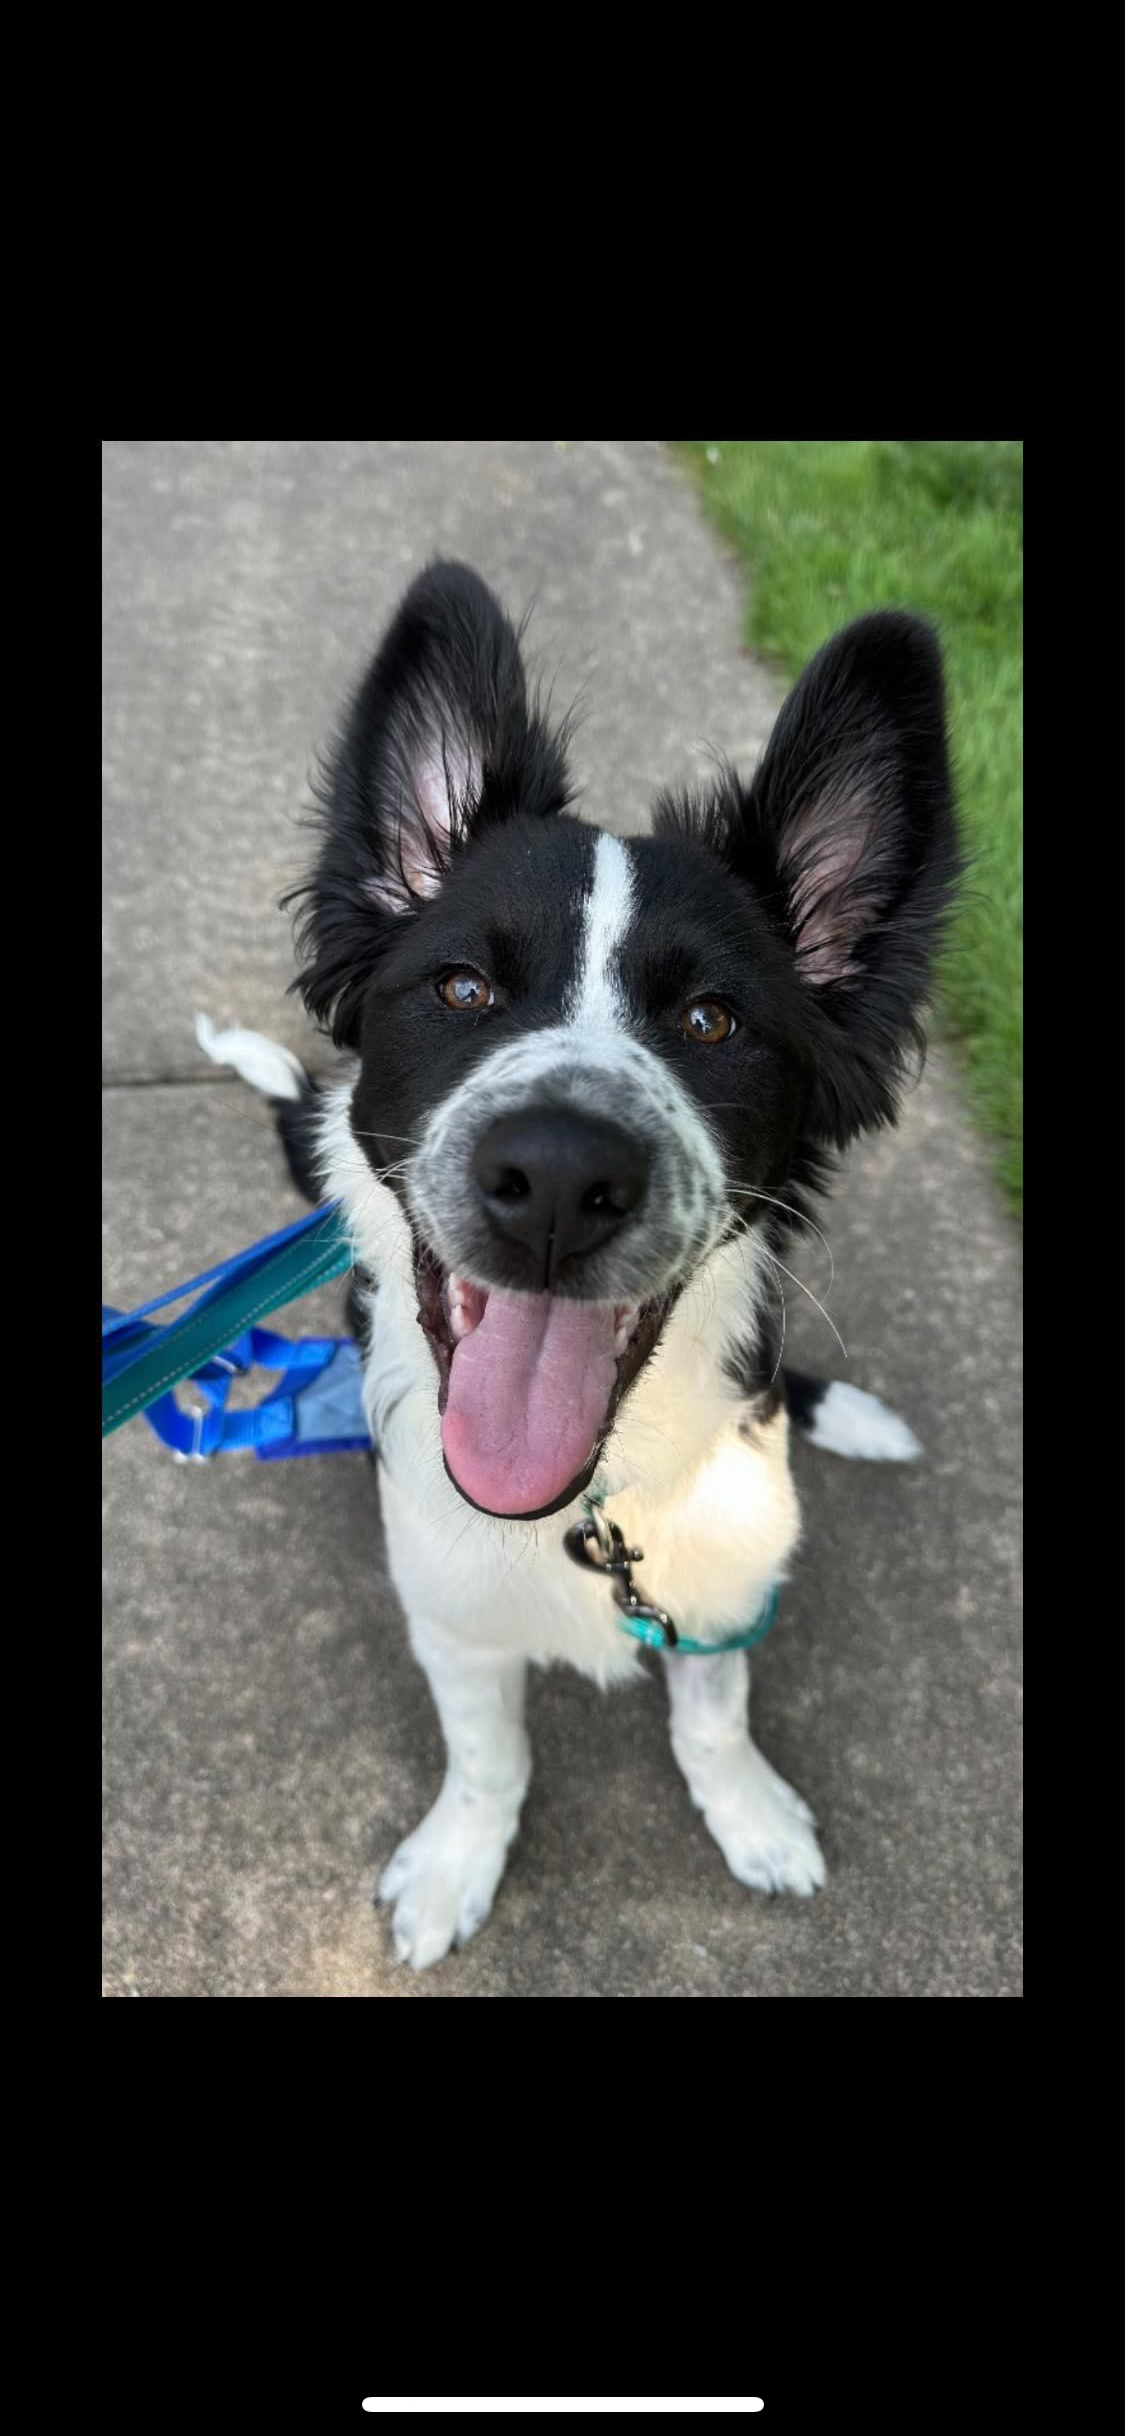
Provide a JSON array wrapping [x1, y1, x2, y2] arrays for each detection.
[[285, 561, 572, 1045]]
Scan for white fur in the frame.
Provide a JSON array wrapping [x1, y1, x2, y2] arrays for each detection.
[[376, 1641, 530, 1970], [664, 1650, 825, 1896], [195, 1013, 307, 1102], [213, 1008, 849, 1968], [405, 836, 725, 1305], [408, 1026, 728, 1307], [805, 1380, 922, 1461], [566, 831, 635, 1027], [318, 1070, 821, 1969]]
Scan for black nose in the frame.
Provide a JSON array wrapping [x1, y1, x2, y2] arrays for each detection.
[[472, 1108, 649, 1287]]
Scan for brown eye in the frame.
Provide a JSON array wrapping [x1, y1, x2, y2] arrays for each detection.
[[438, 968, 495, 1011], [680, 998, 735, 1044]]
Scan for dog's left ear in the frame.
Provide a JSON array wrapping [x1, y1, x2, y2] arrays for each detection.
[[733, 613, 961, 1143]]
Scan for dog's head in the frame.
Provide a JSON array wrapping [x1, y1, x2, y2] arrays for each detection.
[[289, 561, 959, 1519]]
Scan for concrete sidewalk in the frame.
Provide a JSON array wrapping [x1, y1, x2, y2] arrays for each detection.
[[102, 441, 1022, 1997]]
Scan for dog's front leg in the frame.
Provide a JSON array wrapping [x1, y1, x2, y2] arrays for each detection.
[[664, 1649, 826, 1898], [378, 1629, 531, 1971]]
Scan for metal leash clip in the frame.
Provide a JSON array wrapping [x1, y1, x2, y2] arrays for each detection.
[[564, 1501, 679, 1648]]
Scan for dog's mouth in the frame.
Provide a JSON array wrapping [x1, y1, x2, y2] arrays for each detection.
[[413, 1240, 668, 1519]]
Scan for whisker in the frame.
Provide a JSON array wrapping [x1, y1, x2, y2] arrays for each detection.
[[349, 1129, 422, 1146], [729, 1186, 835, 1295], [762, 1247, 848, 1362], [439, 1502, 485, 1566], [493, 1518, 543, 1588], [341, 1163, 417, 1201], [769, 1268, 786, 1384]]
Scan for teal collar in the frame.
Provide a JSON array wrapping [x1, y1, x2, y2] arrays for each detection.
[[615, 1581, 780, 1656], [569, 1494, 781, 1657]]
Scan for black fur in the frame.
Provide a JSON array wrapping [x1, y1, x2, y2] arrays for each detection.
[[290, 571, 958, 1217], [283, 563, 575, 1049], [274, 1076, 326, 1203], [280, 562, 960, 1469], [274, 1058, 821, 1438], [654, 613, 962, 1157], [780, 1369, 831, 1434]]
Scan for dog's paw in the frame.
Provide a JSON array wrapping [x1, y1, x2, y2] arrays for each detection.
[[753, 1751, 818, 1829], [377, 1812, 512, 1971], [703, 1761, 826, 1898]]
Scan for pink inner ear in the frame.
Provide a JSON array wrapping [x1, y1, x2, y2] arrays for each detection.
[[365, 728, 482, 917], [782, 789, 893, 985]]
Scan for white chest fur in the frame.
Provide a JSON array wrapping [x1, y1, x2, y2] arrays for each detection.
[[321, 1083, 802, 1689]]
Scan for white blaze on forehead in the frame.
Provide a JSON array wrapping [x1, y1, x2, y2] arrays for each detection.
[[566, 831, 635, 1029], [407, 821, 731, 1299]]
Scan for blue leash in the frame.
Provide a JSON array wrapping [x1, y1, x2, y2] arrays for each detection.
[[102, 1202, 780, 1653]]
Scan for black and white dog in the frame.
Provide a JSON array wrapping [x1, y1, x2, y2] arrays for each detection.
[[206, 561, 959, 1971]]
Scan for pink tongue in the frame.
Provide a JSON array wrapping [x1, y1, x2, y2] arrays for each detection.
[[442, 1289, 618, 1516]]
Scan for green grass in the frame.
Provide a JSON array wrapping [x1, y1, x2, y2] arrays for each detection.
[[679, 441, 1023, 1216]]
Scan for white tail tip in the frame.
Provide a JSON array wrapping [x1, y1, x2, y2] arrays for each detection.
[[194, 1012, 308, 1103], [806, 1382, 923, 1462]]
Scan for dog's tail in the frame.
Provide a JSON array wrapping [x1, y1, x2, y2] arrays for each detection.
[[195, 1013, 327, 1203], [783, 1370, 922, 1462], [195, 1014, 373, 1354], [196, 1014, 922, 1462]]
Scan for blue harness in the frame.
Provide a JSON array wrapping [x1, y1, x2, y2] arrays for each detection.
[[101, 1203, 780, 1655]]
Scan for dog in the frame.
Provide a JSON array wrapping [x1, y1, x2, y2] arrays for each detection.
[[213, 560, 959, 1971]]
